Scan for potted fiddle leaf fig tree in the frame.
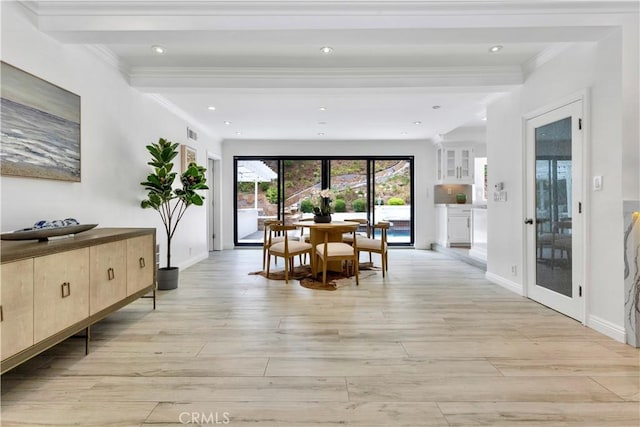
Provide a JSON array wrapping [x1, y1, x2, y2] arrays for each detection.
[[140, 137, 208, 290]]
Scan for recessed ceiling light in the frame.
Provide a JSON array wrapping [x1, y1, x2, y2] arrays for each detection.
[[151, 45, 166, 54], [482, 117, 487, 121], [413, 121, 422, 125], [223, 121, 231, 125], [235, 131, 242, 135], [319, 107, 327, 111], [489, 45, 503, 53], [317, 132, 325, 136], [207, 106, 216, 111], [401, 132, 408, 135], [432, 105, 441, 110], [320, 46, 333, 54]]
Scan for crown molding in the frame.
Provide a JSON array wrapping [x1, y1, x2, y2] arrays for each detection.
[[147, 94, 218, 140], [521, 42, 574, 78], [129, 65, 523, 89], [21, 1, 640, 17], [84, 45, 131, 78]]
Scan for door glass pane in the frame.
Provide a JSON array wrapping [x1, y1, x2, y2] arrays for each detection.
[[283, 159, 322, 224], [373, 159, 411, 243], [446, 150, 456, 177], [236, 159, 278, 244], [535, 117, 572, 297], [329, 160, 368, 221]]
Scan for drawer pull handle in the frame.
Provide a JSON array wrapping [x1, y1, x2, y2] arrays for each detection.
[[61, 282, 71, 298], [107, 267, 115, 281], [139, 257, 146, 268], [0, 305, 3, 322]]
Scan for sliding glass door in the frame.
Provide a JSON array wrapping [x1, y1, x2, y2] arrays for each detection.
[[234, 156, 414, 246], [373, 159, 412, 243]]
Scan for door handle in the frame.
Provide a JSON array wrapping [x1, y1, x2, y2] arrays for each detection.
[[524, 218, 534, 224]]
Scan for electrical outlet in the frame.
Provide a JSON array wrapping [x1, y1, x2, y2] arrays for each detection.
[[447, 188, 452, 195], [511, 265, 517, 276]]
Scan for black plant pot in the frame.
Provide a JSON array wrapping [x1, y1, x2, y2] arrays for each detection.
[[157, 267, 179, 290], [313, 214, 332, 223]]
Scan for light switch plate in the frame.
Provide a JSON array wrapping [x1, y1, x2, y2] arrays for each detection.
[[593, 175, 603, 191]]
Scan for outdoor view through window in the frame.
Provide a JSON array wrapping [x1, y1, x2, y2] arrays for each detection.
[[235, 157, 413, 245]]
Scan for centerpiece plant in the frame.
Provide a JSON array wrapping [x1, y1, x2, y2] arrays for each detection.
[[312, 188, 335, 222], [140, 137, 208, 288]]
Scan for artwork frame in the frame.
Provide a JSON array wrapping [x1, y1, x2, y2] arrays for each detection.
[[1, 61, 81, 182], [180, 144, 197, 172]]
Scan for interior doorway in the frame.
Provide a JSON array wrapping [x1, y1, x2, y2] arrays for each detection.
[[524, 99, 584, 321]]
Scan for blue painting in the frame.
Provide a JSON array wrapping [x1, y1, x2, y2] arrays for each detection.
[[1, 62, 81, 182]]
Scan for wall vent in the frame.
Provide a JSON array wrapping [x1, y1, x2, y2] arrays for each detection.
[[187, 127, 198, 141]]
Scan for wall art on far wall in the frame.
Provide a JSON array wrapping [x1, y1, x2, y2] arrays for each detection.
[[181, 144, 197, 172], [0, 61, 81, 182]]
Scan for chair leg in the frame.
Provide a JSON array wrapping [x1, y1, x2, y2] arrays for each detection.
[[266, 253, 271, 278], [284, 256, 289, 284], [262, 246, 267, 271], [354, 256, 359, 286], [322, 257, 328, 286]]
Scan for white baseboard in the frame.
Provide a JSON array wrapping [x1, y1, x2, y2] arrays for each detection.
[[177, 252, 209, 270], [586, 314, 626, 343], [468, 248, 487, 262], [485, 272, 524, 296]]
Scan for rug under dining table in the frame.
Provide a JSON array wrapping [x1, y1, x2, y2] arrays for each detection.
[[249, 262, 380, 290]]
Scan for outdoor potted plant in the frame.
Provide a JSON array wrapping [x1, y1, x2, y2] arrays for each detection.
[[140, 137, 208, 290]]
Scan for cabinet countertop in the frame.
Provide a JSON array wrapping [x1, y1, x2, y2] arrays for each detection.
[[435, 204, 485, 208], [1, 228, 155, 263]]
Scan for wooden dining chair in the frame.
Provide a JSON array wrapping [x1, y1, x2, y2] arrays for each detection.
[[356, 221, 389, 277], [342, 218, 370, 241], [343, 218, 371, 261], [262, 219, 284, 271], [296, 217, 315, 264], [315, 226, 359, 286], [266, 225, 313, 283]]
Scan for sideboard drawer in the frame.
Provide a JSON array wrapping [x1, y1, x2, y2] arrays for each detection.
[[126, 235, 155, 295], [0, 259, 34, 360], [34, 248, 90, 342]]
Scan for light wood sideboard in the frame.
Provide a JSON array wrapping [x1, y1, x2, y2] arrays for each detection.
[[0, 228, 156, 374]]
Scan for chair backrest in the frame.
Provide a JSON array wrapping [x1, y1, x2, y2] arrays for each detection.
[[263, 219, 283, 242], [268, 224, 297, 249], [372, 221, 390, 243], [344, 218, 370, 237], [296, 217, 314, 238]]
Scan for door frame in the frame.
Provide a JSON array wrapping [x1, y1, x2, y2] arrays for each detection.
[[207, 152, 223, 251], [521, 89, 591, 324]]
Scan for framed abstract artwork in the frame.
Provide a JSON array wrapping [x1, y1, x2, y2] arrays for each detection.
[[181, 144, 197, 172], [0, 61, 81, 182]]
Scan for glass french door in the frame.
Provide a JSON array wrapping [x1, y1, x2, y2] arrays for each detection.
[[525, 100, 583, 321]]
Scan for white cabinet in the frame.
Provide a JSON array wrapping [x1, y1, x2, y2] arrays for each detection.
[[436, 145, 474, 184], [435, 205, 471, 247], [448, 208, 471, 245]]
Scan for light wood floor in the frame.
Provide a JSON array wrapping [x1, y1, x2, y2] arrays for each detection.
[[2, 249, 639, 426]]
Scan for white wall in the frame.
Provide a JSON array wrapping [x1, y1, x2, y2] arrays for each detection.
[[0, 3, 222, 269], [487, 23, 639, 340], [221, 139, 434, 250]]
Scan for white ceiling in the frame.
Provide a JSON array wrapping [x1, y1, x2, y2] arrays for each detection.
[[19, 0, 637, 142]]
